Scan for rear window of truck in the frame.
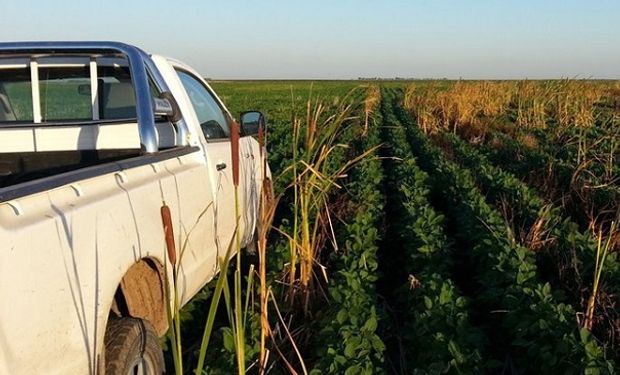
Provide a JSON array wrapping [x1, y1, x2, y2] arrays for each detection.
[[0, 64, 154, 123], [39, 67, 92, 121]]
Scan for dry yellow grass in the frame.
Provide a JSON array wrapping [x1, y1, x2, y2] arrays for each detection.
[[518, 133, 539, 149], [363, 85, 381, 136], [404, 81, 514, 135], [514, 81, 549, 129], [403, 80, 609, 135], [547, 80, 605, 128], [403, 83, 442, 134]]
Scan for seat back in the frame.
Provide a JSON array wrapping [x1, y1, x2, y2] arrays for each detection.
[[102, 81, 137, 119]]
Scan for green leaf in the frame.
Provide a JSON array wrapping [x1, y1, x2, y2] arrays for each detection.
[[344, 365, 362, 375], [344, 341, 358, 358], [424, 296, 433, 309], [439, 283, 453, 304], [448, 340, 466, 364], [221, 327, 235, 353], [362, 316, 378, 332]]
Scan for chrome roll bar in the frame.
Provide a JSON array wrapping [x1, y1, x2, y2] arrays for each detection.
[[0, 41, 185, 153]]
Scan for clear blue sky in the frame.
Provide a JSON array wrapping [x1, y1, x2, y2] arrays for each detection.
[[3, 0, 619, 79]]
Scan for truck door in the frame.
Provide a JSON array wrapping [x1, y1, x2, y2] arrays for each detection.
[[174, 70, 239, 259]]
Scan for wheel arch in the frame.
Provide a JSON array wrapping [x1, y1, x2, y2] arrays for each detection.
[[110, 257, 169, 337]]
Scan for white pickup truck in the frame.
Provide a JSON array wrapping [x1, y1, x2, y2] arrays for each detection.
[[0, 42, 268, 375]]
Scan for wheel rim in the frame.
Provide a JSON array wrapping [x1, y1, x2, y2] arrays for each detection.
[[127, 354, 156, 375]]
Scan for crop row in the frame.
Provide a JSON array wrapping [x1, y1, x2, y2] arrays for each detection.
[[528, 122, 618, 170], [310, 107, 386, 375], [389, 90, 615, 373], [482, 129, 619, 229], [438, 131, 620, 355], [190, 84, 385, 373], [441, 133, 617, 291], [481, 131, 572, 189], [379, 94, 486, 373]]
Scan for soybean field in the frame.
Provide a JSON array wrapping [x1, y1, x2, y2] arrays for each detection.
[[177, 79, 619, 374]]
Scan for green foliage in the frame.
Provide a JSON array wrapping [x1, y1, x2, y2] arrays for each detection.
[[163, 81, 617, 374], [215, 82, 388, 373], [390, 89, 615, 373], [310, 111, 386, 374], [442, 130, 620, 358], [482, 127, 619, 231], [380, 93, 486, 373]]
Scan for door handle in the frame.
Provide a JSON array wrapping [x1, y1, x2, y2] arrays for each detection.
[[216, 162, 227, 171]]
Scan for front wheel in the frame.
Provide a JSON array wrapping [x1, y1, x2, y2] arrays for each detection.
[[104, 317, 164, 375]]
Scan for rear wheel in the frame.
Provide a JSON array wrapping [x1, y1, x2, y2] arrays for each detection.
[[104, 317, 164, 375]]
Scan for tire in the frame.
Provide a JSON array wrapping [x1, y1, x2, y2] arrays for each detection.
[[104, 317, 165, 375]]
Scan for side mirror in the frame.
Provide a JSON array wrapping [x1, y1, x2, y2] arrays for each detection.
[[239, 111, 266, 137]]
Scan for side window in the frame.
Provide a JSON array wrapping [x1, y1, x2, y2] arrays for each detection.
[[175, 70, 229, 140]]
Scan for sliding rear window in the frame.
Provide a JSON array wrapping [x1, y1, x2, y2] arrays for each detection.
[[39, 67, 92, 121], [0, 61, 163, 123]]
